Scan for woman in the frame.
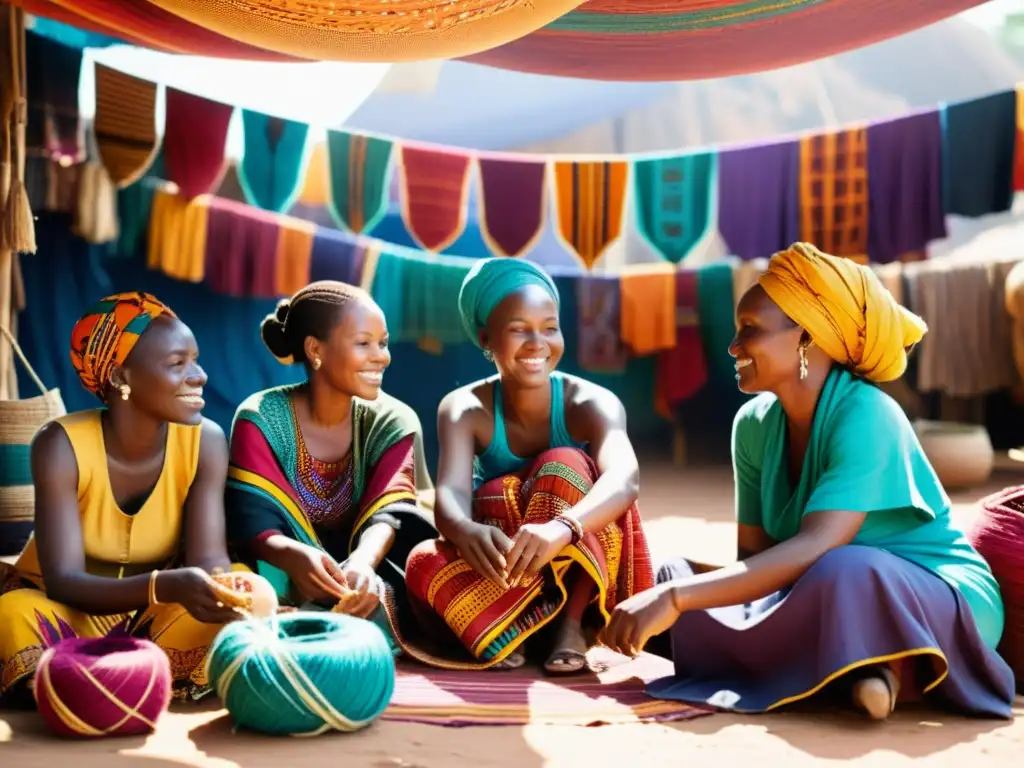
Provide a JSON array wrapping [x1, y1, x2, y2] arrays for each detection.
[[0, 292, 247, 706], [601, 243, 1014, 720], [404, 258, 653, 675], [225, 281, 436, 645]]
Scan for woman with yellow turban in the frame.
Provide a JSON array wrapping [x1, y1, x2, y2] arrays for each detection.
[[0, 292, 250, 707], [403, 258, 653, 675], [602, 244, 1014, 720]]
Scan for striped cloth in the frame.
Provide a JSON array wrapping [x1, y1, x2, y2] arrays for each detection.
[[399, 146, 473, 252], [327, 131, 393, 234], [798, 128, 869, 261], [553, 161, 628, 270], [93, 64, 158, 187]]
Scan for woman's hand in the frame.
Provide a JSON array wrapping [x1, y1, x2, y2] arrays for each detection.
[[157, 567, 248, 624], [334, 558, 380, 619], [277, 541, 349, 603], [599, 583, 682, 658], [449, 521, 514, 589], [504, 521, 573, 588]]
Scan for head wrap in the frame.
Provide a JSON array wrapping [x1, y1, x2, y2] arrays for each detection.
[[457, 257, 559, 347], [70, 292, 177, 396], [758, 242, 927, 383]]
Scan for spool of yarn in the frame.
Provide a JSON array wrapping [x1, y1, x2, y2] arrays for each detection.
[[967, 485, 1024, 693], [34, 637, 172, 739], [206, 611, 395, 736], [212, 570, 279, 618]]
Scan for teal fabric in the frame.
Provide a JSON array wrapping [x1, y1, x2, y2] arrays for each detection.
[[326, 129, 393, 234], [239, 110, 309, 213], [474, 372, 585, 486], [0, 444, 32, 486], [633, 152, 716, 264], [457, 257, 560, 347], [369, 250, 406, 342], [398, 254, 472, 345], [732, 367, 1005, 649], [113, 151, 166, 260]]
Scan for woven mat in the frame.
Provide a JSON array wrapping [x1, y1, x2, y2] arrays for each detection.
[[383, 648, 712, 727]]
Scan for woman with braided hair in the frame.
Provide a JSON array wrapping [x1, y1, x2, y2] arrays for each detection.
[[225, 280, 436, 643], [601, 243, 1014, 721]]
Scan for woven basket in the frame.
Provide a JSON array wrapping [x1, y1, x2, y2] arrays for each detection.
[[0, 324, 66, 555], [967, 486, 1024, 693]]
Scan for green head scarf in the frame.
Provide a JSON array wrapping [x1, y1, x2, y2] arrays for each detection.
[[457, 257, 560, 348]]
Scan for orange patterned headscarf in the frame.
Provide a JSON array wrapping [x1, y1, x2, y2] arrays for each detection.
[[70, 292, 177, 397]]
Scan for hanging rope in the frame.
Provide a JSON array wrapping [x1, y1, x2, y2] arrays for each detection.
[[3, 3, 35, 254]]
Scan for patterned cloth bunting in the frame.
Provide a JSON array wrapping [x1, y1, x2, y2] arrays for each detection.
[[162, 88, 233, 201], [326, 130, 393, 234], [656, 268, 708, 415], [239, 110, 309, 213], [308, 227, 366, 286], [477, 157, 548, 257], [575, 274, 627, 374], [147, 188, 210, 282], [399, 146, 473, 252], [633, 152, 715, 264], [619, 264, 677, 357], [202, 197, 279, 298], [553, 160, 628, 270], [93, 64, 158, 187], [798, 128, 869, 261], [274, 216, 315, 296]]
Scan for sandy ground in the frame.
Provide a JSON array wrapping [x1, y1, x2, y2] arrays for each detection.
[[4, 463, 1024, 767]]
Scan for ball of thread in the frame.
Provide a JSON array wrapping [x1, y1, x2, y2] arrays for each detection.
[[212, 571, 279, 619], [34, 637, 172, 739], [207, 611, 395, 736]]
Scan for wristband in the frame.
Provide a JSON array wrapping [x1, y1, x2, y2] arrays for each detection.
[[554, 515, 583, 546], [148, 570, 161, 605]]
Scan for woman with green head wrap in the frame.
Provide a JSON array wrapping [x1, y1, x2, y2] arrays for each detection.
[[404, 258, 654, 675]]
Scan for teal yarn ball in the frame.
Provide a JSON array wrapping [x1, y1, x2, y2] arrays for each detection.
[[207, 611, 395, 736]]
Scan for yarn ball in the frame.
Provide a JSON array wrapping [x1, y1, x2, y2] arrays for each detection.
[[966, 485, 1024, 692], [212, 570, 279, 618], [206, 611, 395, 736], [33, 637, 172, 739]]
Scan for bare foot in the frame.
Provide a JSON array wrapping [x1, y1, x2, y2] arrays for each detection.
[[491, 650, 526, 671], [851, 667, 898, 721], [544, 619, 589, 675]]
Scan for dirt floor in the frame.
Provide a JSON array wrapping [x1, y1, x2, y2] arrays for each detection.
[[4, 463, 1024, 767]]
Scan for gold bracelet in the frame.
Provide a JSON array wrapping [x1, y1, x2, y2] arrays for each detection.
[[148, 570, 160, 605]]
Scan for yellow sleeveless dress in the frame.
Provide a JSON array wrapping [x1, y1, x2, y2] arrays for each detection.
[[0, 410, 240, 701]]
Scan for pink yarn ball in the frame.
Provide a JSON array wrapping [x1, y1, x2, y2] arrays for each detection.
[[34, 637, 172, 739]]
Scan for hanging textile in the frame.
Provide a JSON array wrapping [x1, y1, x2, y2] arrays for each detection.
[[239, 110, 309, 213], [399, 146, 472, 252], [477, 157, 547, 257], [93, 64, 158, 187], [326, 130, 393, 234], [203, 197, 279, 298], [399, 254, 472, 346], [553, 160, 628, 270], [942, 91, 1017, 218], [25, 31, 82, 163], [274, 216, 314, 296], [113, 150, 164, 259], [619, 264, 676, 357], [656, 268, 708, 415], [633, 152, 715, 265], [147, 188, 210, 282], [575, 273, 627, 374], [866, 111, 945, 264], [308, 227, 365, 287], [162, 87, 233, 201], [1012, 86, 1024, 194], [798, 128, 869, 261], [72, 163, 119, 245], [717, 140, 799, 261], [369, 250, 405, 337]]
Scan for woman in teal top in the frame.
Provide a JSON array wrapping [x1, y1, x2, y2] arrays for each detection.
[[405, 258, 655, 675], [602, 243, 1013, 720]]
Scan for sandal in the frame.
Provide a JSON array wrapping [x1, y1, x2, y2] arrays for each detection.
[[543, 648, 588, 676], [491, 650, 527, 671], [851, 667, 899, 721]]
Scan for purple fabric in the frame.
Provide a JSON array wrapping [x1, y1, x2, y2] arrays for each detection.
[[646, 547, 1014, 717], [203, 198, 279, 298], [478, 158, 547, 257], [717, 140, 800, 261], [309, 228, 365, 286], [867, 111, 947, 263]]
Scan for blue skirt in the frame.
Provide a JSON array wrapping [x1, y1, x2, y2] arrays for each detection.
[[646, 545, 1014, 717]]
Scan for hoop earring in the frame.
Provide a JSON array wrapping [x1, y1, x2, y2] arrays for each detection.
[[482, 349, 494, 362], [312, 357, 322, 371], [119, 384, 131, 401], [798, 345, 809, 381]]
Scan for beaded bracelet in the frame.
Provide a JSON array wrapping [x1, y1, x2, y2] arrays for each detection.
[[148, 570, 161, 605], [554, 514, 584, 546]]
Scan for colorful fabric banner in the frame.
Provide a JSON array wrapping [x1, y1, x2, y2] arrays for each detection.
[[202, 197, 279, 298], [274, 216, 315, 297], [239, 110, 309, 213], [942, 91, 1017, 218], [575, 274, 627, 374], [477, 157, 547, 257], [798, 128, 869, 261], [147, 188, 210, 282], [633, 152, 715, 264], [308, 227, 367, 287], [619, 264, 676, 357], [553, 161, 628, 270], [399, 146, 473, 252], [400, 255, 472, 345], [93, 64, 158, 187], [163, 88, 233, 201], [326, 131, 393, 234], [656, 269, 708, 414], [25, 31, 83, 162]]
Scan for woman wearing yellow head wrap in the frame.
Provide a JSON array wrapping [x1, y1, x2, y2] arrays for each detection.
[[404, 258, 654, 676], [603, 244, 1012, 722], [0, 292, 256, 707]]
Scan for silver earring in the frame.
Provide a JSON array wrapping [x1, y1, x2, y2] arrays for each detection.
[[798, 345, 809, 381], [119, 384, 131, 401], [482, 349, 494, 362]]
